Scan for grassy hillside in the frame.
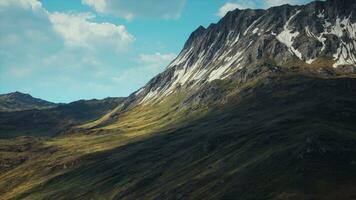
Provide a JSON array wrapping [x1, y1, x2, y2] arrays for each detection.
[[1, 74, 356, 200], [0, 98, 124, 138]]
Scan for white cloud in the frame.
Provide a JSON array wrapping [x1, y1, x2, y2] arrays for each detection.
[[81, 0, 107, 13], [111, 52, 176, 93], [217, 0, 313, 17], [0, 0, 60, 58], [139, 52, 176, 67], [0, 0, 42, 11], [0, 0, 136, 102], [0, 0, 177, 102], [265, 0, 286, 6], [216, 2, 246, 17], [265, 0, 310, 7], [0, 0, 134, 54], [82, 0, 186, 20], [49, 12, 134, 51]]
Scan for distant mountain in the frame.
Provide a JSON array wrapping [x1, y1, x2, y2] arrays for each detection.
[[0, 97, 125, 138], [0, 92, 57, 112]]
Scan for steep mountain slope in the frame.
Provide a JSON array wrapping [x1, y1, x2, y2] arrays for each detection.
[[86, 0, 356, 132], [131, 0, 355, 105], [79, 0, 356, 133], [0, 92, 57, 112], [1, 75, 356, 200], [0, 97, 125, 138]]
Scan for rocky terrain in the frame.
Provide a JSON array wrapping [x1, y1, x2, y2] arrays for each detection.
[[132, 0, 356, 105]]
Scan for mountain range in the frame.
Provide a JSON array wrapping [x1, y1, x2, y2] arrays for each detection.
[[0, 92, 125, 137], [1, 0, 356, 199]]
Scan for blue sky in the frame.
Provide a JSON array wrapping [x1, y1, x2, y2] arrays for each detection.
[[0, 0, 314, 103]]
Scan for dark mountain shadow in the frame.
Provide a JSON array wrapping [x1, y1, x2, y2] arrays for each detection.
[[0, 98, 125, 138], [16, 75, 356, 200]]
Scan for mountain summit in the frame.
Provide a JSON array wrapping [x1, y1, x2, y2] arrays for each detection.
[[0, 92, 57, 112], [133, 0, 355, 104]]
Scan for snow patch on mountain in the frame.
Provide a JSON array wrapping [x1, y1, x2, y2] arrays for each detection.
[[244, 15, 264, 35], [141, 89, 158, 103], [329, 16, 356, 67], [317, 10, 325, 19], [276, 10, 303, 60], [137, 1, 356, 105]]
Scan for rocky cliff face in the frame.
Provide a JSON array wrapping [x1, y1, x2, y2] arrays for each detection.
[[134, 0, 356, 104]]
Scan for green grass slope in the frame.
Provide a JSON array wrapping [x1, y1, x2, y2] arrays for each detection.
[[0, 98, 125, 138], [1, 74, 356, 200]]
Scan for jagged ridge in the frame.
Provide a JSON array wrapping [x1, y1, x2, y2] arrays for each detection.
[[135, 0, 356, 104]]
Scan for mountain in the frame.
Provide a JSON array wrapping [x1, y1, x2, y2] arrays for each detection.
[[130, 0, 355, 105], [80, 0, 356, 130], [1, 75, 356, 200], [0, 97, 125, 138], [0, 92, 57, 112], [1, 0, 356, 199]]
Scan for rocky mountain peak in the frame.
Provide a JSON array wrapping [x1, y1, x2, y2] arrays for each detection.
[[133, 0, 355, 104]]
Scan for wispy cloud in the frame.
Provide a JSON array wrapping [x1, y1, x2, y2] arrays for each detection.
[[264, 0, 308, 7], [112, 52, 176, 93], [81, 0, 186, 20], [139, 52, 176, 67], [216, 2, 246, 17], [49, 12, 135, 51], [0, 0, 136, 102], [217, 0, 315, 17]]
